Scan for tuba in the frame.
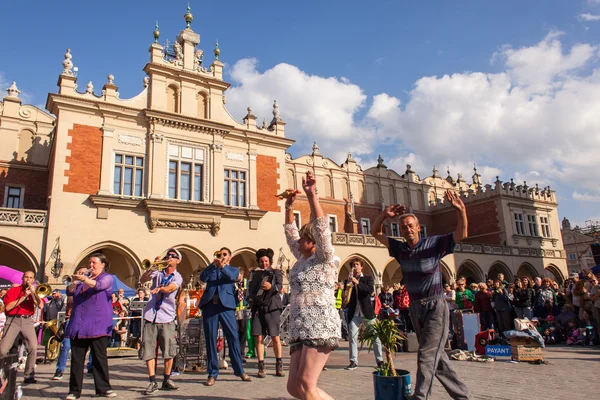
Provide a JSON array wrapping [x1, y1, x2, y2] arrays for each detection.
[[35, 283, 52, 299]]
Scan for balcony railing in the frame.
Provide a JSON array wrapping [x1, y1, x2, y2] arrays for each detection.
[[0, 208, 47, 227], [331, 233, 564, 259]]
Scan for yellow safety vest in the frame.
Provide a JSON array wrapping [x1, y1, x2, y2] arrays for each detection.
[[235, 278, 248, 311], [335, 289, 343, 309]]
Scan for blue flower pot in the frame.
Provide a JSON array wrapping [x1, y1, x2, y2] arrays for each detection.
[[373, 369, 412, 400]]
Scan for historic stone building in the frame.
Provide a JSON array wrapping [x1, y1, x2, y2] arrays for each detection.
[[0, 7, 568, 290], [561, 218, 598, 274]]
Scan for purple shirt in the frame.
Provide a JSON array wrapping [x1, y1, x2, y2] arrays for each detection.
[[65, 272, 114, 339]]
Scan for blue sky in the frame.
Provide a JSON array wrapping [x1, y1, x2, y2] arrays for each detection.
[[2, 0, 600, 227]]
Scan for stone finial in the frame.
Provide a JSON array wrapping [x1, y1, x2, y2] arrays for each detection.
[[107, 74, 115, 84], [262, 119, 267, 129], [447, 167, 451, 177], [184, 4, 193, 28], [272, 100, 280, 119], [214, 41, 220, 60], [432, 165, 439, 177], [346, 153, 356, 163], [86, 81, 94, 94], [247, 106, 252, 114], [312, 141, 321, 156], [153, 21, 160, 43], [562, 217, 571, 230], [143, 76, 150, 88], [377, 155, 387, 168], [62, 48, 74, 76], [405, 164, 414, 173], [457, 172, 464, 182], [6, 82, 20, 98]]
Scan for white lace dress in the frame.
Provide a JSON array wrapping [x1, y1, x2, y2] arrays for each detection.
[[284, 216, 340, 353]]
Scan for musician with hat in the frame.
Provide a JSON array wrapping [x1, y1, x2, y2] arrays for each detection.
[[139, 248, 183, 395], [0, 270, 44, 384], [249, 248, 285, 378]]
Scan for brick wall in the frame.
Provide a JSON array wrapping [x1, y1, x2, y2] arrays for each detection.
[[430, 200, 501, 244], [63, 124, 102, 194], [256, 155, 280, 212], [292, 198, 346, 232], [0, 166, 49, 210]]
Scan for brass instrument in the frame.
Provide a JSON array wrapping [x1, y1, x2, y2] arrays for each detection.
[[62, 275, 72, 285], [35, 283, 52, 299], [342, 267, 354, 307], [141, 258, 168, 272]]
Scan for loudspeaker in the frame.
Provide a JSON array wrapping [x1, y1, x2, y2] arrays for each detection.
[[591, 243, 600, 265]]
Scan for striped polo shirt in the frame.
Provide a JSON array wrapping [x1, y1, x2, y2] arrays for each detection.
[[388, 233, 455, 301]]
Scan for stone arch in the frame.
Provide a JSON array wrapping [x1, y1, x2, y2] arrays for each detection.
[[73, 241, 140, 290], [167, 85, 180, 113], [382, 258, 401, 287], [544, 263, 564, 284], [168, 244, 211, 288], [517, 262, 538, 280], [440, 260, 453, 285], [457, 259, 485, 285], [337, 254, 377, 283], [324, 175, 333, 198], [0, 237, 39, 275], [342, 178, 349, 200], [488, 261, 513, 283], [358, 180, 366, 203], [286, 169, 296, 190], [197, 91, 208, 118], [373, 182, 381, 204], [388, 184, 396, 205], [17, 129, 35, 162], [417, 189, 425, 210], [230, 247, 258, 279]]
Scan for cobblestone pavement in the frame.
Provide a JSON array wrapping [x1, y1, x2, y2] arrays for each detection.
[[19, 343, 599, 399]]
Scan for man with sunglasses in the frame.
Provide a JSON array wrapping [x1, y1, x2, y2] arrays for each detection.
[[139, 248, 183, 395], [200, 247, 251, 386]]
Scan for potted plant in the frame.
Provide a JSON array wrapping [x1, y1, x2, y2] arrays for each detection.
[[360, 318, 412, 400]]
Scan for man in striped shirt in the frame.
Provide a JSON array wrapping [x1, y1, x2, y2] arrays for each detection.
[[372, 190, 471, 400]]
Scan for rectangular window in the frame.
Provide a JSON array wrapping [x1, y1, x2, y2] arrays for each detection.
[[360, 218, 371, 235], [224, 169, 247, 207], [419, 225, 427, 239], [540, 216, 551, 237], [514, 213, 525, 235], [293, 211, 301, 229], [5, 187, 23, 208], [567, 253, 577, 261], [527, 215, 539, 236], [168, 145, 205, 201], [391, 223, 399, 237], [113, 153, 144, 196], [328, 216, 337, 233]]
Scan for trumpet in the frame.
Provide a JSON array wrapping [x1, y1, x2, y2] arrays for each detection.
[[62, 275, 72, 285], [141, 259, 169, 272]]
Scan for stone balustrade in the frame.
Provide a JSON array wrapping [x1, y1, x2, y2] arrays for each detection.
[[0, 208, 47, 227]]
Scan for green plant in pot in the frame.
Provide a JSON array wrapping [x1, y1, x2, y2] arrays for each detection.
[[360, 318, 412, 400]]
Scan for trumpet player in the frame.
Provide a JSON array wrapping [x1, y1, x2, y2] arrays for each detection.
[[0, 270, 44, 384], [139, 248, 183, 395]]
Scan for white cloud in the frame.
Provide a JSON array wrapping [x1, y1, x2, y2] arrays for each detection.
[[578, 13, 600, 21], [573, 192, 600, 202]]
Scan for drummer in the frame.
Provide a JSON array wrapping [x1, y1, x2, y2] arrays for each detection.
[[139, 248, 183, 395]]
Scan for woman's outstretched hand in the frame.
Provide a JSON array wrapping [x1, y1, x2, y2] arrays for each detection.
[[302, 171, 317, 196]]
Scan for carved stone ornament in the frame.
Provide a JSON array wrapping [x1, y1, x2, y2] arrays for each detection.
[[118, 134, 144, 146], [272, 100, 280, 119], [86, 81, 94, 94], [149, 132, 164, 143], [225, 151, 245, 162], [107, 74, 115, 84], [152, 219, 220, 236], [211, 143, 224, 152], [62, 49, 74, 76], [6, 82, 20, 98], [143, 76, 150, 88], [18, 106, 33, 119]]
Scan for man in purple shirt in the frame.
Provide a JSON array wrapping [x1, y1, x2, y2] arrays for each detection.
[[372, 190, 471, 400], [139, 248, 183, 395]]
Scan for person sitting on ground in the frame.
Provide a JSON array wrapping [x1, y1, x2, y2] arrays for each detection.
[[565, 319, 580, 345], [378, 286, 394, 319], [541, 315, 559, 344], [578, 309, 597, 345]]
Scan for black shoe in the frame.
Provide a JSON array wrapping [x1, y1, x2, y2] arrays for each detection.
[[161, 379, 179, 391], [345, 361, 358, 370], [23, 377, 37, 384], [144, 381, 159, 395], [53, 371, 64, 380]]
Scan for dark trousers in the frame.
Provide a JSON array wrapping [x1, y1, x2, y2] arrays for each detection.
[[410, 297, 471, 400], [479, 311, 495, 331], [495, 310, 513, 335], [202, 302, 245, 379], [69, 336, 111, 396], [237, 317, 248, 355]]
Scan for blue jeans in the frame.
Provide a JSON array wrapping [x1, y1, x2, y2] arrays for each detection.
[[348, 314, 382, 364], [56, 338, 71, 373]]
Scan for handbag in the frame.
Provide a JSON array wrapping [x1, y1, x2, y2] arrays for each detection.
[[374, 296, 382, 316]]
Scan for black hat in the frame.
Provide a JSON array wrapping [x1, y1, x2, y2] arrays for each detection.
[[255, 248, 274, 263]]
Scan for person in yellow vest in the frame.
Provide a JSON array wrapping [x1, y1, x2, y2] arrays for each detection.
[[235, 277, 250, 361]]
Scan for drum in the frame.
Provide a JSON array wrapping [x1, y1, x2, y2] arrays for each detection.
[[186, 289, 204, 318]]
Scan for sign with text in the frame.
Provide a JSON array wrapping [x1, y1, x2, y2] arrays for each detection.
[[485, 345, 512, 357]]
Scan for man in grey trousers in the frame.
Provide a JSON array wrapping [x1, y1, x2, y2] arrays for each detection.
[[372, 190, 471, 400]]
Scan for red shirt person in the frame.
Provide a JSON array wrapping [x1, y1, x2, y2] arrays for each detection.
[[0, 271, 45, 384]]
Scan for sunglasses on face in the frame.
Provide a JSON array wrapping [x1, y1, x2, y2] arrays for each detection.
[[214, 251, 228, 259], [165, 253, 179, 259]]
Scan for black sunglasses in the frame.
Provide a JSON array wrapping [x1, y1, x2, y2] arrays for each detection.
[[165, 253, 179, 259]]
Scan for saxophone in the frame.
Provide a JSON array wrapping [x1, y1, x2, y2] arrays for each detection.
[[342, 267, 355, 307]]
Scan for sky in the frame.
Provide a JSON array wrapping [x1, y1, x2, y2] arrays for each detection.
[[1, 0, 600, 227]]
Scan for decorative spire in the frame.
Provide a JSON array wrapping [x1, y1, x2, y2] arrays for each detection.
[[184, 4, 193, 28], [377, 155, 387, 168], [262, 118, 267, 129], [272, 100, 280, 120], [312, 142, 321, 156], [214, 40, 220, 60], [447, 166, 451, 177], [432, 165, 439, 178], [62, 48, 74, 76], [153, 21, 160, 43], [345, 153, 356, 163], [107, 74, 115, 84], [472, 163, 481, 185], [86, 81, 94, 94], [405, 164, 414, 174], [6, 82, 20, 98]]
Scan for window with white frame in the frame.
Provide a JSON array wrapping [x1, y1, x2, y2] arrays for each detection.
[[419, 225, 427, 239], [3, 186, 24, 208], [168, 144, 205, 201], [360, 218, 371, 234], [527, 215, 539, 236], [514, 213, 525, 235], [114, 154, 144, 197], [293, 211, 301, 229], [224, 169, 246, 207], [391, 223, 399, 237], [540, 216, 551, 237], [328, 215, 337, 233]]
